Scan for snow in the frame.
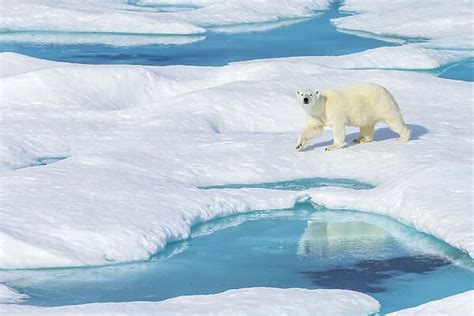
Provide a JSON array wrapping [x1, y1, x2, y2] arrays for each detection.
[[158, 0, 329, 27], [0, 52, 66, 78], [0, 32, 207, 47], [0, 0, 329, 45], [0, 46, 472, 269], [388, 290, 474, 316], [0, 288, 380, 316], [0, 1, 205, 34], [317, 46, 473, 71], [333, 0, 474, 49], [0, 284, 28, 304]]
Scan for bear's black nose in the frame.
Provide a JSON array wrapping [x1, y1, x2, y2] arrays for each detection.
[[303, 97, 309, 103]]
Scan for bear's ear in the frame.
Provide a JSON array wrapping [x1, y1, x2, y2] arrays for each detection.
[[315, 90, 320, 98], [295, 90, 301, 96]]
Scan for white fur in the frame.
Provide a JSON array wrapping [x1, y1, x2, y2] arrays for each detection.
[[295, 83, 410, 151]]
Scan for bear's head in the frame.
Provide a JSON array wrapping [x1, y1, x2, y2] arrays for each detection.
[[295, 89, 323, 115]]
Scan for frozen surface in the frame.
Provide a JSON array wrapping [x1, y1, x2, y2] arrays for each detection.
[[0, 0, 329, 45], [0, 285, 28, 304], [0, 288, 380, 316], [0, 50, 472, 270], [318, 46, 473, 71], [389, 290, 474, 316], [333, 0, 474, 49], [0, 1, 205, 34]]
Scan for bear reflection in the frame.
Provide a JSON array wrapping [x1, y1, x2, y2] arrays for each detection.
[[297, 219, 388, 258]]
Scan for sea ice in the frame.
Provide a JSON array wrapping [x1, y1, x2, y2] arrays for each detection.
[[0, 288, 380, 316], [0, 285, 28, 304], [333, 0, 474, 49], [388, 290, 474, 316], [0, 0, 329, 45], [0, 48, 472, 270]]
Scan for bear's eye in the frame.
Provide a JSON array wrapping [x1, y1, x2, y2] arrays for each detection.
[[310, 94, 313, 96]]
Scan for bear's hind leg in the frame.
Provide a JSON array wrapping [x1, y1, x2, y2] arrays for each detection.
[[386, 118, 410, 143], [353, 125, 374, 144]]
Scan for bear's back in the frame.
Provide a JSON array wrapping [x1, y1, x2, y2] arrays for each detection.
[[325, 83, 398, 126], [339, 83, 388, 99]]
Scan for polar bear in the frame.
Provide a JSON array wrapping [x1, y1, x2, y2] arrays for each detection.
[[295, 83, 410, 151]]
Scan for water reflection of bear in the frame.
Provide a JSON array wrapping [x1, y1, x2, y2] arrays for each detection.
[[297, 219, 388, 258]]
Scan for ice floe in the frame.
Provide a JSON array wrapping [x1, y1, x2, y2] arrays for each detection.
[[0, 284, 28, 304], [0, 48, 472, 269], [0, 288, 380, 315], [333, 0, 474, 49], [0, 0, 329, 45], [388, 290, 474, 316]]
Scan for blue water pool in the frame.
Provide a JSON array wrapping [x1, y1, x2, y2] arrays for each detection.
[[1, 203, 472, 314], [200, 177, 375, 191], [0, 1, 396, 66], [438, 59, 474, 82], [126, 1, 201, 12]]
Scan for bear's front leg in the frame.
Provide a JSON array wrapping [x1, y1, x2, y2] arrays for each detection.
[[296, 118, 323, 151], [296, 133, 306, 151], [326, 124, 346, 151]]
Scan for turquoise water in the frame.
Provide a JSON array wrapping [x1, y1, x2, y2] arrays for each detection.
[[126, 1, 201, 12], [34, 157, 68, 167], [200, 177, 375, 191], [0, 1, 396, 66], [1, 203, 472, 314], [438, 59, 474, 82]]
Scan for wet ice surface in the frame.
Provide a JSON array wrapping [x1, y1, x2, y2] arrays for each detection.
[[2, 204, 472, 314]]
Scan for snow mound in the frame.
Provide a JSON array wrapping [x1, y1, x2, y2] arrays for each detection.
[[0, 1, 205, 35], [0, 0, 329, 45], [320, 46, 473, 70], [0, 52, 68, 78], [0, 285, 28, 304], [333, 0, 474, 49], [0, 288, 380, 316], [388, 290, 474, 316]]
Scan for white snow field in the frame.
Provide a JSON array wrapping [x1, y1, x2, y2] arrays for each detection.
[[0, 288, 380, 316], [334, 0, 474, 49], [388, 290, 474, 316], [0, 0, 329, 45], [0, 46, 472, 269]]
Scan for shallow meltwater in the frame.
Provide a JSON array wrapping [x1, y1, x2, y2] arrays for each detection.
[[2, 203, 472, 314], [200, 177, 375, 191], [438, 59, 474, 82], [126, 1, 201, 12]]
